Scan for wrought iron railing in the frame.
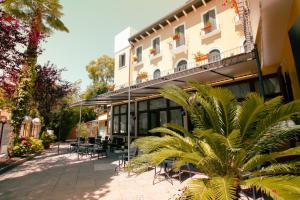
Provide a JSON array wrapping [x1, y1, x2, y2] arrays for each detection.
[[114, 45, 252, 91]]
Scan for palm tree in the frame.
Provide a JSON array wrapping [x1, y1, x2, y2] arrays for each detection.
[[2, 0, 69, 69], [129, 82, 300, 200]]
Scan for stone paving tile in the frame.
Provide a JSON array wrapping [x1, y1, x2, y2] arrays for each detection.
[[0, 145, 187, 200]]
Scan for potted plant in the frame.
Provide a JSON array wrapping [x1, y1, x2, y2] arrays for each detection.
[[149, 48, 156, 55], [193, 52, 208, 62], [107, 84, 115, 91], [172, 32, 180, 41], [202, 21, 212, 32], [133, 55, 138, 62], [138, 71, 148, 80], [41, 131, 57, 149]]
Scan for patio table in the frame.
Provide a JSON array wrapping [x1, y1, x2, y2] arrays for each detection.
[[78, 143, 94, 157]]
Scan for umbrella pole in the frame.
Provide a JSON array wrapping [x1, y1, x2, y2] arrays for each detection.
[[77, 103, 82, 160]]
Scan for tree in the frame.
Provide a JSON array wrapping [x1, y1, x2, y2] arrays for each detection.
[[0, 10, 28, 100], [81, 82, 108, 100], [2, 0, 68, 135], [2, 0, 69, 70], [33, 62, 73, 129], [86, 55, 114, 85], [129, 82, 300, 200]]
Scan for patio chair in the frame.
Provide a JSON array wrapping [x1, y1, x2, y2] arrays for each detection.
[[94, 140, 109, 159], [153, 158, 177, 185]]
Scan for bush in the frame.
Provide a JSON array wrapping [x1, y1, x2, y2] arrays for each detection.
[[12, 136, 43, 157], [40, 132, 57, 148]]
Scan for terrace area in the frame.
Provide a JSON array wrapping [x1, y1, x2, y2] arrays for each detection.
[[0, 145, 187, 200]]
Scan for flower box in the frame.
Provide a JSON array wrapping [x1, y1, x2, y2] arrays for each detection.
[[202, 22, 212, 32], [149, 48, 156, 55], [138, 72, 148, 80], [172, 32, 180, 41], [194, 52, 208, 62]]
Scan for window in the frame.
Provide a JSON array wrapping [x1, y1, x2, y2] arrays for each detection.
[[153, 69, 161, 79], [175, 60, 187, 72], [119, 53, 126, 67], [152, 37, 160, 55], [208, 49, 221, 63], [225, 82, 251, 99], [112, 104, 127, 135], [136, 46, 142, 63], [138, 113, 148, 135], [203, 9, 217, 34], [170, 109, 183, 126], [175, 25, 185, 48], [150, 98, 166, 110]]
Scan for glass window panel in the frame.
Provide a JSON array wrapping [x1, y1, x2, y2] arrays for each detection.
[[170, 109, 183, 126], [225, 82, 250, 98], [150, 98, 166, 110], [138, 113, 148, 134], [153, 69, 161, 79], [136, 46, 142, 62], [150, 112, 157, 130], [138, 101, 147, 111], [208, 49, 221, 63], [175, 25, 185, 47], [203, 9, 217, 34], [176, 60, 187, 72], [113, 106, 119, 114], [169, 100, 180, 107], [120, 104, 127, 114], [113, 116, 119, 134], [153, 37, 160, 55], [120, 115, 127, 134], [160, 111, 167, 126], [119, 54, 126, 67], [255, 78, 280, 95]]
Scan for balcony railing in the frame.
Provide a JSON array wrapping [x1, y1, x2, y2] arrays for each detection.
[[113, 45, 254, 91]]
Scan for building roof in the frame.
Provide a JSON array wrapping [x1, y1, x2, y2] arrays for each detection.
[[129, 0, 211, 43]]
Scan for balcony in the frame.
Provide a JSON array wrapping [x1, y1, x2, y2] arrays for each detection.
[[111, 45, 256, 92]]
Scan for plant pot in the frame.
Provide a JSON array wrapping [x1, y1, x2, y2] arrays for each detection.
[[173, 34, 180, 41], [44, 144, 50, 149]]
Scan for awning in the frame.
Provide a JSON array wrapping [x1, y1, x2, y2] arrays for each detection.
[[70, 47, 257, 108]]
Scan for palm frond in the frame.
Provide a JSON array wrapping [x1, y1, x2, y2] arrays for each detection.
[[160, 85, 190, 111], [183, 179, 214, 200], [242, 176, 300, 200], [251, 100, 300, 146], [211, 176, 238, 200], [242, 146, 300, 172], [249, 162, 300, 177]]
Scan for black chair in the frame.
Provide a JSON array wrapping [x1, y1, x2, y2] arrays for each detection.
[[110, 137, 125, 151], [88, 137, 96, 144], [95, 140, 109, 159]]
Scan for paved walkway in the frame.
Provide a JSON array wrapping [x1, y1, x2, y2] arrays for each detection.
[[0, 145, 186, 200]]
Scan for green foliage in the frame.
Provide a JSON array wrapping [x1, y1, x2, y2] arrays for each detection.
[[49, 107, 96, 141], [12, 136, 43, 157], [129, 82, 300, 200], [86, 55, 114, 84], [78, 123, 90, 139], [40, 131, 57, 147], [82, 82, 108, 100], [10, 66, 34, 134]]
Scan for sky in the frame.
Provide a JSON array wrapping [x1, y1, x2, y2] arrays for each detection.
[[38, 0, 184, 91]]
